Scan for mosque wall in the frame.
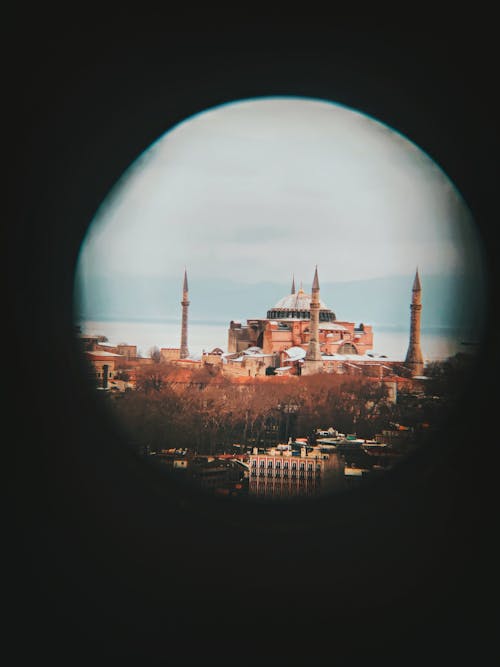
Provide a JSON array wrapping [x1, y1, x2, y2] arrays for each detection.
[[160, 347, 181, 362]]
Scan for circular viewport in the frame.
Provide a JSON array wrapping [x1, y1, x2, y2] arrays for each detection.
[[73, 96, 487, 503]]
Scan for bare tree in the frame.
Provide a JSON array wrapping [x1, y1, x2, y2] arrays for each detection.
[[148, 345, 162, 363]]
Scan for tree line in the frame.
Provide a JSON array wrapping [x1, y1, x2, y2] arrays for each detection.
[[109, 363, 411, 454]]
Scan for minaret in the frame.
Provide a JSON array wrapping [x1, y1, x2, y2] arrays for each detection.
[[291, 275, 296, 295], [405, 268, 424, 377], [303, 266, 323, 375], [180, 268, 190, 359]]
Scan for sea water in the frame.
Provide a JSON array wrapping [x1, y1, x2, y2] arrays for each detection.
[[78, 319, 472, 362]]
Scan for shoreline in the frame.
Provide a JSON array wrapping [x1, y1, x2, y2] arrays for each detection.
[[77, 319, 471, 362]]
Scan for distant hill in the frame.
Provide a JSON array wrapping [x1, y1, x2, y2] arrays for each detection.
[[75, 272, 486, 332]]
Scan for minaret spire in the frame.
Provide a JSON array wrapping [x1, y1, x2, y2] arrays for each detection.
[[303, 266, 323, 375], [312, 265, 319, 291], [180, 268, 190, 359], [291, 275, 296, 295], [405, 268, 424, 376], [412, 266, 421, 292]]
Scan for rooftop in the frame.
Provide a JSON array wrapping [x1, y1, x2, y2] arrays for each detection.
[[321, 352, 403, 362], [284, 346, 307, 361], [318, 323, 347, 331], [86, 350, 124, 358]]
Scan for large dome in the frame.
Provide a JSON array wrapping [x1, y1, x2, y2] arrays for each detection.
[[267, 287, 336, 321], [273, 290, 329, 311]]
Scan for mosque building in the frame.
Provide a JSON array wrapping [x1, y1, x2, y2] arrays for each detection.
[[155, 266, 424, 379], [80, 265, 425, 388], [226, 267, 376, 375]]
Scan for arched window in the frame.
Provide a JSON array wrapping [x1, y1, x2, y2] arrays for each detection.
[[337, 342, 358, 355]]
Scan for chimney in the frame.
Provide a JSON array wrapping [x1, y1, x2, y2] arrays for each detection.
[[102, 364, 109, 390]]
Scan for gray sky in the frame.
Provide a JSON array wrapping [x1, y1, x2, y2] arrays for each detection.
[[76, 96, 482, 290]]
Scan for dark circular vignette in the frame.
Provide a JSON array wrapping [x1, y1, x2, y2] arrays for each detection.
[[13, 21, 498, 662]]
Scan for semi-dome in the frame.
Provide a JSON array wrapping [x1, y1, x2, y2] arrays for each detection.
[[284, 346, 307, 360], [267, 286, 336, 322]]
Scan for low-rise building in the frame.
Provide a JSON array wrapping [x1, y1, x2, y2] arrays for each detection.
[[85, 349, 125, 388], [248, 445, 345, 499]]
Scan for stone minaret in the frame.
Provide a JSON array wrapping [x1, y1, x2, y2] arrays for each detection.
[[180, 269, 190, 359], [303, 266, 323, 375], [405, 268, 424, 377]]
